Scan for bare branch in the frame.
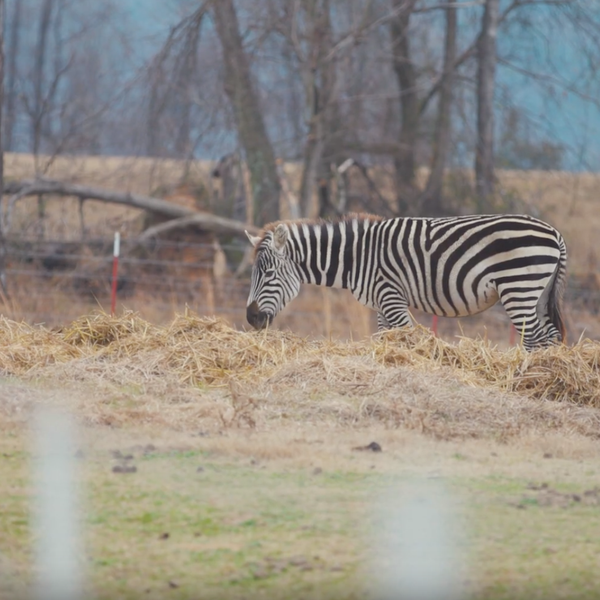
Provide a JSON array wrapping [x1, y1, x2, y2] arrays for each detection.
[[418, 0, 542, 116], [139, 213, 259, 241], [3, 179, 255, 239], [4, 179, 196, 217], [498, 57, 600, 108]]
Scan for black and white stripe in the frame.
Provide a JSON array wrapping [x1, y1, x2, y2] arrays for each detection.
[[245, 214, 567, 350]]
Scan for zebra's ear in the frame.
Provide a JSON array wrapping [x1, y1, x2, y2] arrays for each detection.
[[245, 230, 262, 248], [272, 224, 288, 253]]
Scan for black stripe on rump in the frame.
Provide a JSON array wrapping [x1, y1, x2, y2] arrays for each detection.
[[455, 237, 558, 310], [440, 224, 557, 312], [470, 254, 559, 300]]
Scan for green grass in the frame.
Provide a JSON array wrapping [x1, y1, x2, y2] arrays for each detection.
[[2, 432, 600, 600]]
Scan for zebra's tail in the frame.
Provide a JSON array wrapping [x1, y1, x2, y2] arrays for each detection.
[[548, 237, 567, 343]]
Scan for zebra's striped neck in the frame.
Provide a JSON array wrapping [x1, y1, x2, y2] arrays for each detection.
[[284, 216, 381, 289]]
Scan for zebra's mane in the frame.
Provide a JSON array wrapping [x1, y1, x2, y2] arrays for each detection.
[[254, 212, 384, 254]]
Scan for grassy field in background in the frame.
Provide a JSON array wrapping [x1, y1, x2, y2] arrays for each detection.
[[4, 152, 600, 278]]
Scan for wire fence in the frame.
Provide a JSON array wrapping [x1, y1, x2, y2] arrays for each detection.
[[2, 236, 600, 344]]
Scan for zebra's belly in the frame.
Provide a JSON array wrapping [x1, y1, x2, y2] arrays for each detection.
[[451, 288, 500, 317], [421, 281, 500, 317]]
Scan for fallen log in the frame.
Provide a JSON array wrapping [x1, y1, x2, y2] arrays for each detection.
[[3, 178, 259, 238]]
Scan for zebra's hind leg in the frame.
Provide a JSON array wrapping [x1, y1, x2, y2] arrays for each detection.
[[498, 286, 557, 351], [377, 312, 391, 331]]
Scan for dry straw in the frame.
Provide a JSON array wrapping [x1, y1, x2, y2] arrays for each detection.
[[0, 310, 598, 408]]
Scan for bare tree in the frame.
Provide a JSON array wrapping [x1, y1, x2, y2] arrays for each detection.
[[0, 0, 4, 195], [8, 0, 133, 161], [212, 0, 281, 225], [291, 0, 339, 217], [475, 0, 499, 209], [0, 0, 4, 192], [145, 7, 205, 159], [174, 20, 201, 159], [30, 0, 57, 235], [420, 0, 457, 216], [0, 0, 8, 294], [4, 0, 21, 151], [32, 0, 54, 162], [389, 0, 419, 214]]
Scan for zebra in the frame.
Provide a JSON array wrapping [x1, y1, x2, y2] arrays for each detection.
[[245, 213, 567, 350]]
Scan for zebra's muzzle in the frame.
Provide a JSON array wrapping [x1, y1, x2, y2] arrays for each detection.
[[246, 301, 273, 330]]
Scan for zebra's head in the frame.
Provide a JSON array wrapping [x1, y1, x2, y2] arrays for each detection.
[[245, 224, 301, 330]]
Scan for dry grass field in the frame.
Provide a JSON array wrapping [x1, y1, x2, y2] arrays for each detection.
[[1, 312, 600, 599]]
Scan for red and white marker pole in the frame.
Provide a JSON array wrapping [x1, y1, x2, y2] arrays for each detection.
[[110, 232, 120, 316], [431, 314, 438, 336]]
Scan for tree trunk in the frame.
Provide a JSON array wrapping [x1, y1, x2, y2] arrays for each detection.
[[316, 1, 340, 220], [0, 0, 4, 193], [0, 0, 8, 295], [298, 105, 323, 218], [421, 0, 457, 216], [212, 0, 280, 226], [296, 0, 339, 219], [389, 0, 420, 215], [475, 0, 499, 210], [5, 0, 21, 152], [33, 0, 53, 161]]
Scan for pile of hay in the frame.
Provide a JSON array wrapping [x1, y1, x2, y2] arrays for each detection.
[[0, 310, 598, 408]]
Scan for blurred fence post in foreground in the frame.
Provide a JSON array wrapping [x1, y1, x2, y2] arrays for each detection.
[[33, 409, 83, 600], [375, 479, 465, 600]]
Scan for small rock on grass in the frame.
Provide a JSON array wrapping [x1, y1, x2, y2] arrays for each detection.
[[112, 464, 137, 474], [111, 450, 135, 460], [352, 441, 382, 452]]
